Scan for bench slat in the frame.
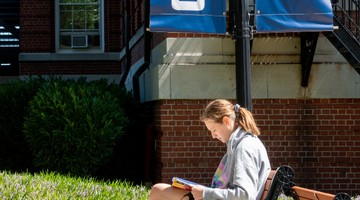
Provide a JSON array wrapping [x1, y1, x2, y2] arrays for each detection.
[[297, 197, 314, 200], [261, 170, 276, 200], [263, 179, 272, 191], [261, 191, 268, 200], [293, 186, 335, 200], [263, 170, 276, 193], [316, 193, 336, 200], [268, 170, 276, 180]]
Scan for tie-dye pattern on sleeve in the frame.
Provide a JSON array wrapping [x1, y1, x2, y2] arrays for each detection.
[[211, 156, 229, 189]]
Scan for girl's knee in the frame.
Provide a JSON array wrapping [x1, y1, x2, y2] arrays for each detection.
[[149, 183, 171, 200], [149, 183, 192, 200], [151, 183, 170, 192]]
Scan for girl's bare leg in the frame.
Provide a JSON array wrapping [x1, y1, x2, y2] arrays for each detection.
[[148, 183, 192, 200]]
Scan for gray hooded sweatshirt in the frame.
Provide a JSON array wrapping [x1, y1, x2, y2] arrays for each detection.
[[202, 127, 271, 200]]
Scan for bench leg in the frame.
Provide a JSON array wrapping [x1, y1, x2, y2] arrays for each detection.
[[282, 182, 299, 200], [276, 166, 299, 200], [276, 165, 295, 184], [269, 166, 297, 200], [334, 193, 351, 200]]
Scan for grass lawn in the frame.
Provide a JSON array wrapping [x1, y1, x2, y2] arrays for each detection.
[[0, 170, 151, 199], [1, 170, 359, 200]]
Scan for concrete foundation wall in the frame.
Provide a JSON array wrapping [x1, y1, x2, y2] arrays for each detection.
[[138, 37, 359, 102]]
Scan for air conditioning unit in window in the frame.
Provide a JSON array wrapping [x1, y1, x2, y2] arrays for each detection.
[[71, 35, 88, 48]]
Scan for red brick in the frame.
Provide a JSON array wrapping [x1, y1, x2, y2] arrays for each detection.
[[254, 115, 269, 119], [335, 115, 350, 120], [172, 105, 187, 109], [285, 115, 300, 119], [351, 126, 360, 130], [173, 116, 188, 120], [269, 115, 285, 120], [173, 126, 188, 131], [189, 126, 204, 130], [269, 105, 285, 109], [335, 157, 351, 163], [188, 105, 204, 109], [168, 33, 178, 37]]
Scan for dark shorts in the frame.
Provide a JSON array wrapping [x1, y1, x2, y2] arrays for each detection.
[[182, 192, 195, 200]]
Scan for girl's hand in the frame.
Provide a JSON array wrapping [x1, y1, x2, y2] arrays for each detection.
[[191, 185, 205, 200]]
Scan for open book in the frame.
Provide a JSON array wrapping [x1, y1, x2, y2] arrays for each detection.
[[172, 177, 209, 191]]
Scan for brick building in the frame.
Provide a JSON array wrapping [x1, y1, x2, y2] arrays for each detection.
[[16, 0, 126, 81], [4, 0, 360, 195]]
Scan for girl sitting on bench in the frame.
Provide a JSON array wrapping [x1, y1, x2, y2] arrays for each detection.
[[149, 99, 271, 200]]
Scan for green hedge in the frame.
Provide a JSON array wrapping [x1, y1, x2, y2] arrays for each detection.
[[92, 80, 146, 183], [24, 80, 129, 177], [0, 76, 145, 180], [0, 76, 48, 171]]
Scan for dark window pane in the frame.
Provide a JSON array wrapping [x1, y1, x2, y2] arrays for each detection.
[[86, 11, 99, 29], [86, 5, 98, 11], [60, 11, 72, 29], [73, 5, 85, 11], [60, 35, 71, 48], [73, 11, 86, 29], [88, 35, 100, 48], [60, 5, 72, 11]]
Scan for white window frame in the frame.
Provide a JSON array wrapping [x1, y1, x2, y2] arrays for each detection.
[[55, 0, 105, 53]]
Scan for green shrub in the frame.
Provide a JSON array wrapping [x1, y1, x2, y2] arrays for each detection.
[[93, 83, 146, 182], [0, 75, 87, 172], [0, 75, 143, 181], [0, 76, 48, 171], [23, 81, 129, 177]]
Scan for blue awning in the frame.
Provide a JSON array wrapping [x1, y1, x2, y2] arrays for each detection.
[[150, 0, 226, 34], [256, 0, 334, 33]]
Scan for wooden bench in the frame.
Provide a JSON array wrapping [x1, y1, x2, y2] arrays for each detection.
[[261, 166, 351, 200], [261, 170, 276, 200]]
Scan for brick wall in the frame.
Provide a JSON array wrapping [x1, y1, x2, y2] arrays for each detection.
[[105, 0, 122, 52], [254, 99, 360, 194], [150, 99, 360, 195], [130, 37, 144, 66], [20, 0, 53, 53], [20, 61, 121, 75], [118, 0, 144, 50]]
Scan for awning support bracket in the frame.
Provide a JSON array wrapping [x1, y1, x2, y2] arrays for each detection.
[[301, 32, 319, 87]]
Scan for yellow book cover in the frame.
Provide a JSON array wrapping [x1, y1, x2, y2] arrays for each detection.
[[172, 177, 207, 191]]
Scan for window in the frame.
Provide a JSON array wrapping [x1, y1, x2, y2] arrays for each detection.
[[56, 0, 104, 52]]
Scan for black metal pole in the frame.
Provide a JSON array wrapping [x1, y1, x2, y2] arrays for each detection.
[[232, 0, 252, 112]]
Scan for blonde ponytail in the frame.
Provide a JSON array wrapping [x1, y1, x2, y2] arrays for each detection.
[[200, 99, 260, 136], [235, 107, 260, 136]]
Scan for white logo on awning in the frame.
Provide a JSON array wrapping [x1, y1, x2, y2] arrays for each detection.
[[171, 0, 205, 11]]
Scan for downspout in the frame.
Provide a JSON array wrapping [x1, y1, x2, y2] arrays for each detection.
[[134, 0, 152, 184], [118, 0, 152, 182], [120, 0, 131, 86], [132, 0, 151, 101]]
